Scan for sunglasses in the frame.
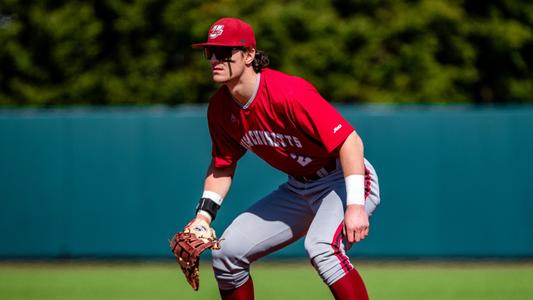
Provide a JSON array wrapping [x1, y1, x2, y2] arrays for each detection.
[[204, 47, 245, 61]]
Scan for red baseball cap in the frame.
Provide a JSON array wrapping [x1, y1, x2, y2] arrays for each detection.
[[192, 18, 256, 48]]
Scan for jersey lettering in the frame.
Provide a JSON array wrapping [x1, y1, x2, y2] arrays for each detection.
[[253, 130, 264, 145], [275, 133, 286, 147], [284, 135, 294, 147], [270, 132, 280, 147], [293, 137, 302, 148], [263, 132, 275, 146], [240, 130, 303, 149]]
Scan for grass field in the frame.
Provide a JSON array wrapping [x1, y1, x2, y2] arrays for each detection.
[[1, 260, 532, 300]]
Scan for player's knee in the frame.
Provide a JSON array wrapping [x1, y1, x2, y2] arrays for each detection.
[[304, 236, 330, 262], [304, 235, 353, 285], [304, 235, 346, 267], [211, 236, 250, 271], [211, 240, 251, 290], [212, 243, 241, 266]]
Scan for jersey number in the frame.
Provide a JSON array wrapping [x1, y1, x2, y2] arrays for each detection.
[[290, 153, 313, 166]]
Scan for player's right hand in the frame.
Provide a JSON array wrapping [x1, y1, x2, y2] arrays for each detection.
[[343, 204, 369, 244]]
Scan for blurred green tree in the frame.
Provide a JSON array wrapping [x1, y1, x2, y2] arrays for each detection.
[[0, 0, 531, 105]]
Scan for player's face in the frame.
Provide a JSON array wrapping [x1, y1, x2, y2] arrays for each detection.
[[205, 46, 248, 83]]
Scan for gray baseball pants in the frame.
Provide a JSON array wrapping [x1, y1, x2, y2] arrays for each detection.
[[212, 159, 380, 290]]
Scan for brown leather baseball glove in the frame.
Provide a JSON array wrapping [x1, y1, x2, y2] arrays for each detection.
[[169, 219, 221, 291]]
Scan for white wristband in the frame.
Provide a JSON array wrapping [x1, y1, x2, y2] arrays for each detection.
[[345, 174, 365, 206], [202, 190, 224, 206]]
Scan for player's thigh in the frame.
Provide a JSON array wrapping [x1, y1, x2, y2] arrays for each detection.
[[363, 158, 381, 216], [305, 186, 345, 254], [305, 175, 376, 253], [219, 184, 313, 262]]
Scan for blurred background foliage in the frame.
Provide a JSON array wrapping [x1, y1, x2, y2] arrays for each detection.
[[0, 0, 532, 106]]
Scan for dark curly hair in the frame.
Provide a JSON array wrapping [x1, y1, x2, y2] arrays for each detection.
[[252, 50, 270, 73]]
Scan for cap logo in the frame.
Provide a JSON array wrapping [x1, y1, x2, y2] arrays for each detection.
[[209, 24, 224, 39]]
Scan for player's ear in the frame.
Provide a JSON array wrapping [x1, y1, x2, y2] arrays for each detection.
[[245, 48, 256, 65]]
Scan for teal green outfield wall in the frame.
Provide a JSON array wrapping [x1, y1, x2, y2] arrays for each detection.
[[1, 106, 532, 258]]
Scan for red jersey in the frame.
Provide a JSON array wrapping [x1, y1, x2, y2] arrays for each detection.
[[207, 68, 354, 178]]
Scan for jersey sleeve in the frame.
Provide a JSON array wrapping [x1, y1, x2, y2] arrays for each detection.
[[207, 100, 247, 168], [287, 80, 354, 153]]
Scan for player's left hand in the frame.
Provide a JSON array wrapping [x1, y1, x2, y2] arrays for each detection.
[[184, 217, 218, 244], [343, 204, 369, 244]]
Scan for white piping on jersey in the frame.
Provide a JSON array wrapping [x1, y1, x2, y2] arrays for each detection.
[[234, 73, 261, 109]]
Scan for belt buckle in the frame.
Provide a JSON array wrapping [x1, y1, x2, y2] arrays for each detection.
[[295, 159, 337, 182]]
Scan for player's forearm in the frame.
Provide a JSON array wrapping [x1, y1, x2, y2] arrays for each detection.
[[339, 131, 367, 207], [203, 161, 235, 198], [339, 131, 365, 177], [195, 161, 235, 223]]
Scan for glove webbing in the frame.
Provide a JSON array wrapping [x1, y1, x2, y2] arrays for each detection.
[[171, 233, 217, 266]]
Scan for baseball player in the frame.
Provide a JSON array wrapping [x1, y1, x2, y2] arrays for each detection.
[[185, 17, 381, 300]]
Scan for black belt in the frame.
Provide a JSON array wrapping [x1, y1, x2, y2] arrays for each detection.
[[293, 159, 338, 182]]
